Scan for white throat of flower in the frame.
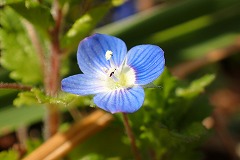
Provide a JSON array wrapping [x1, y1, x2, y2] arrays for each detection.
[[103, 50, 136, 90]]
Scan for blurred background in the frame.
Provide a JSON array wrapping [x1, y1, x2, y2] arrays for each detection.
[[0, 0, 240, 159]]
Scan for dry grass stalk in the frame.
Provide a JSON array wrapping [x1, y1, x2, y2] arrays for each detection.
[[23, 110, 113, 160]]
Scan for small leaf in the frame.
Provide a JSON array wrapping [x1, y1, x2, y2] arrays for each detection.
[[61, 4, 111, 51], [111, 0, 125, 6], [13, 88, 49, 107], [176, 74, 215, 98], [80, 154, 105, 160], [171, 122, 208, 143], [0, 150, 18, 160], [13, 91, 39, 107], [14, 88, 91, 108], [142, 83, 162, 89]]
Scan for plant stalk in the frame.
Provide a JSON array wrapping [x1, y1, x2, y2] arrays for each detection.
[[0, 83, 32, 91], [122, 113, 141, 160], [43, 0, 63, 139]]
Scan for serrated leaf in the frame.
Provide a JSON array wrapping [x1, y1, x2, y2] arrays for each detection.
[[176, 74, 215, 98], [13, 88, 49, 107], [0, 150, 18, 160], [13, 91, 39, 107], [171, 123, 207, 143], [0, 7, 43, 84], [8, 1, 54, 31], [61, 4, 111, 51], [14, 88, 91, 108]]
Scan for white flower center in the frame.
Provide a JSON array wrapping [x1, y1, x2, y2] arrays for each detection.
[[103, 50, 136, 90]]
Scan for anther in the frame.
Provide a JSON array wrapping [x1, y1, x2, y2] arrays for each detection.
[[105, 50, 113, 60], [109, 69, 116, 77]]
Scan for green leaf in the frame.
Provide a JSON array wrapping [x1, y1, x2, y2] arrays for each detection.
[[25, 139, 42, 155], [176, 74, 215, 98], [0, 150, 18, 160], [13, 88, 50, 107], [0, 7, 43, 84], [171, 122, 208, 143], [61, 4, 111, 51], [14, 88, 91, 108], [8, 1, 54, 31], [111, 0, 125, 6], [0, 105, 45, 136], [80, 154, 105, 160], [13, 90, 40, 107], [144, 68, 177, 110], [0, 0, 23, 5]]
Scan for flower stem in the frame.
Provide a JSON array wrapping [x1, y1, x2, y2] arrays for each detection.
[[122, 113, 141, 160]]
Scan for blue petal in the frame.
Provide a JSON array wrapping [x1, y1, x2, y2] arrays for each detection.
[[77, 33, 127, 76], [126, 45, 165, 85], [93, 86, 144, 113], [61, 74, 109, 95]]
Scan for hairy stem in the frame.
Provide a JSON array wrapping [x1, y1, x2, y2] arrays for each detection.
[[0, 82, 32, 91], [44, 0, 63, 139], [122, 113, 141, 160]]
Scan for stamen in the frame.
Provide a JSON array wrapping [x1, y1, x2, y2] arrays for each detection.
[[105, 50, 115, 68], [102, 67, 118, 81], [109, 69, 116, 77], [105, 50, 113, 60]]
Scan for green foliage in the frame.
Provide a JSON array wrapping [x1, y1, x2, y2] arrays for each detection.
[[0, 105, 45, 136], [0, 0, 237, 159], [13, 88, 91, 108], [79, 154, 105, 160], [61, 4, 112, 52], [176, 74, 215, 98], [8, 1, 54, 32], [1, 0, 23, 5], [127, 69, 214, 159], [0, 7, 43, 84], [13, 89, 44, 107], [66, 70, 214, 160], [0, 150, 18, 160], [25, 138, 42, 155]]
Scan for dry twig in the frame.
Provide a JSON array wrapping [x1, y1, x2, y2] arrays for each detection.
[[23, 110, 113, 160]]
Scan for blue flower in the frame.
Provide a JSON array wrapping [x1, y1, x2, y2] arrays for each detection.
[[61, 33, 165, 114]]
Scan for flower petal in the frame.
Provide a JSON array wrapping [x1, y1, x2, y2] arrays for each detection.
[[77, 33, 127, 76], [61, 74, 109, 95], [93, 86, 144, 113], [126, 45, 165, 85]]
